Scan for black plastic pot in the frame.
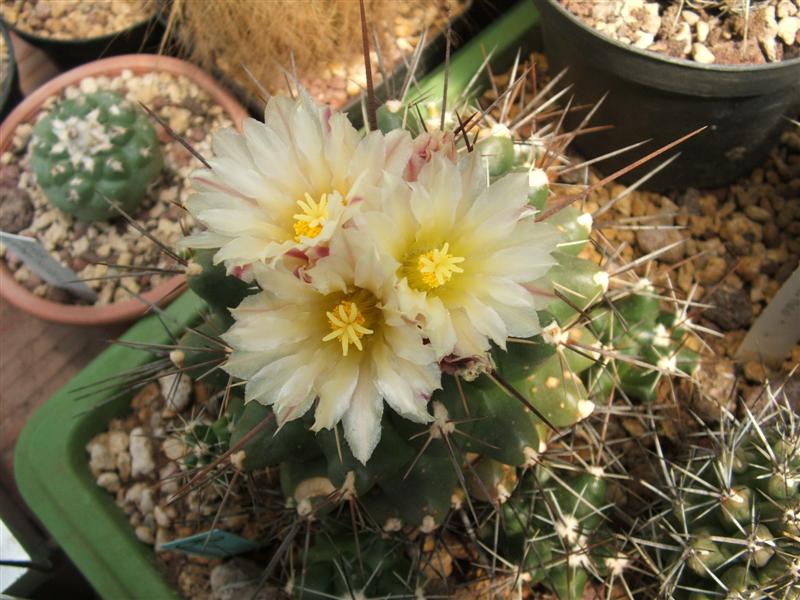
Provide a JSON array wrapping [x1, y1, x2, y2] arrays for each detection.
[[0, 20, 23, 120], [532, 0, 800, 191], [2, 11, 163, 70]]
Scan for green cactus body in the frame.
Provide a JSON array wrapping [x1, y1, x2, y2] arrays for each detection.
[[30, 91, 162, 222], [477, 125, 515, 177], [651, 398, 800, 599]]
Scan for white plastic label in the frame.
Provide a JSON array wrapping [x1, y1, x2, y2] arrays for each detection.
[[0, 231, 97, 302], [736, 266, 800, 366]]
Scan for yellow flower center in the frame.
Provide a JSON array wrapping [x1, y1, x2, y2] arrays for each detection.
[[322, 300, 374, 356], [415, 242, 464, 290], [293, 193, 329, 241]]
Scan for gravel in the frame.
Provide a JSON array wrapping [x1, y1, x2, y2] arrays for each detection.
[[87, 371, 277, 599], [562, 0, 800, 64], [1, 0, 156, 40], [0, 69, 233, 305]]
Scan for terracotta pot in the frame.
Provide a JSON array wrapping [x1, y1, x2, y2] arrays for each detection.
[[0, 54, 248, 326]]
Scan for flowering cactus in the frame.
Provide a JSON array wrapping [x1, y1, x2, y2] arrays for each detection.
[[149, 48, 750, 599]]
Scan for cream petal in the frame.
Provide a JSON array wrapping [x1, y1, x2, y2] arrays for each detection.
[[359, 199, 415, 260], [381, 318, 436, 365], [274, 362, 318, 418], [410, 156, 462, 231], [206, 156, 267, 201], [480, 277, 536, 309], [213, 237, 272, 266], [242, 118, 309, 196], [211, 127, 255, 169], [450, 308, 491, 357], [179, 231, 232, 250], [224, 313, 311, 352], [313, 356, 361, 431], [224, 349, 283, 380], [460, 293, 508, 349], [468, 170, 529, 222], [383, 129, 414, 177], [275, 394, 316, 426], [342, 367, 383, 464], [244, 354, 302, 404], [373, 343, 435, 423], [493, 302, 542, 339], [250, 264, 321, 301], [419, 295, 458, 359]]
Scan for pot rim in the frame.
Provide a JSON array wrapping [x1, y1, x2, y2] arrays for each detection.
[[0, 20, 17, 108], [0, 53, 248, 325], [538, 0, 800, 73], [0, 10, 156, 47]]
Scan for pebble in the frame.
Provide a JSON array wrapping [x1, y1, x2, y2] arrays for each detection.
[[778, 16, 800, 45], [690, 359, 736, 421], [0, 187, 35, 233], [107, 430, 129, 455], [705, 287, 753, 331], [154, 505, 172, 528], [87, 435, 116, 475], [699, 256, 727, 285], [745, 204, 771, 222], [681, 10, 700, 26], [210, 560, 279, 600], [155, 527, 172, 551], [134, 525, 155, 545], [116, 451, 132, 481], [96, 472, 121, 493], [129, 427, 156, 478], [635, 226, 685, 263], [139, 486, 156, 515], [162, 437, 188, 461], [124, 481, 148, 507], [692, 43, 716, 64], [695, 21, 709, 43], [159, 373, 193, 415], [743, 361, 767, 383]]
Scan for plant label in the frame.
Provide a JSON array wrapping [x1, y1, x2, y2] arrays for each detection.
[[0, 231, 97, 302], [159, 529, 260, 558], [736, 266, 800, 366]]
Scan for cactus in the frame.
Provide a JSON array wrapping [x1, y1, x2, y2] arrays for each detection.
[[485, 464, 632, 600], [97, 42, 793, 600], [640, 391, 799, 599], [30, 90, 162, 222]]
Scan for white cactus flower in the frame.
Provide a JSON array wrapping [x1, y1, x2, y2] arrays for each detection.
[[182, 91, 412, 272], [360, 153, 561, 359], [221, 229, 440, 464]]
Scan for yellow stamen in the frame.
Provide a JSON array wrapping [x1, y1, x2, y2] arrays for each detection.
[[416, 242, 465, 289], [293, 193, 329, 241], [322, 300, 373, 356]]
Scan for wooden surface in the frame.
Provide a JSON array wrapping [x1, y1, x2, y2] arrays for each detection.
[[0, 35, 122, 482]]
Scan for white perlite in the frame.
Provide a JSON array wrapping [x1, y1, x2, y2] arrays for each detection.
[[129, 426, 156, 477]]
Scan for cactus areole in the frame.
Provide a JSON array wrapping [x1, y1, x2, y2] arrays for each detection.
[[30, 91, 162, 222]]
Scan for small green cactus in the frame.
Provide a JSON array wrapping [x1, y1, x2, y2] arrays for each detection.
[[643, 392, 800, 599], [477, 463, 632, 600], [30, 91, 162, 222]]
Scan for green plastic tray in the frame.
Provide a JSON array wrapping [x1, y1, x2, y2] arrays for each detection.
[[14, 4, 540, 598]]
